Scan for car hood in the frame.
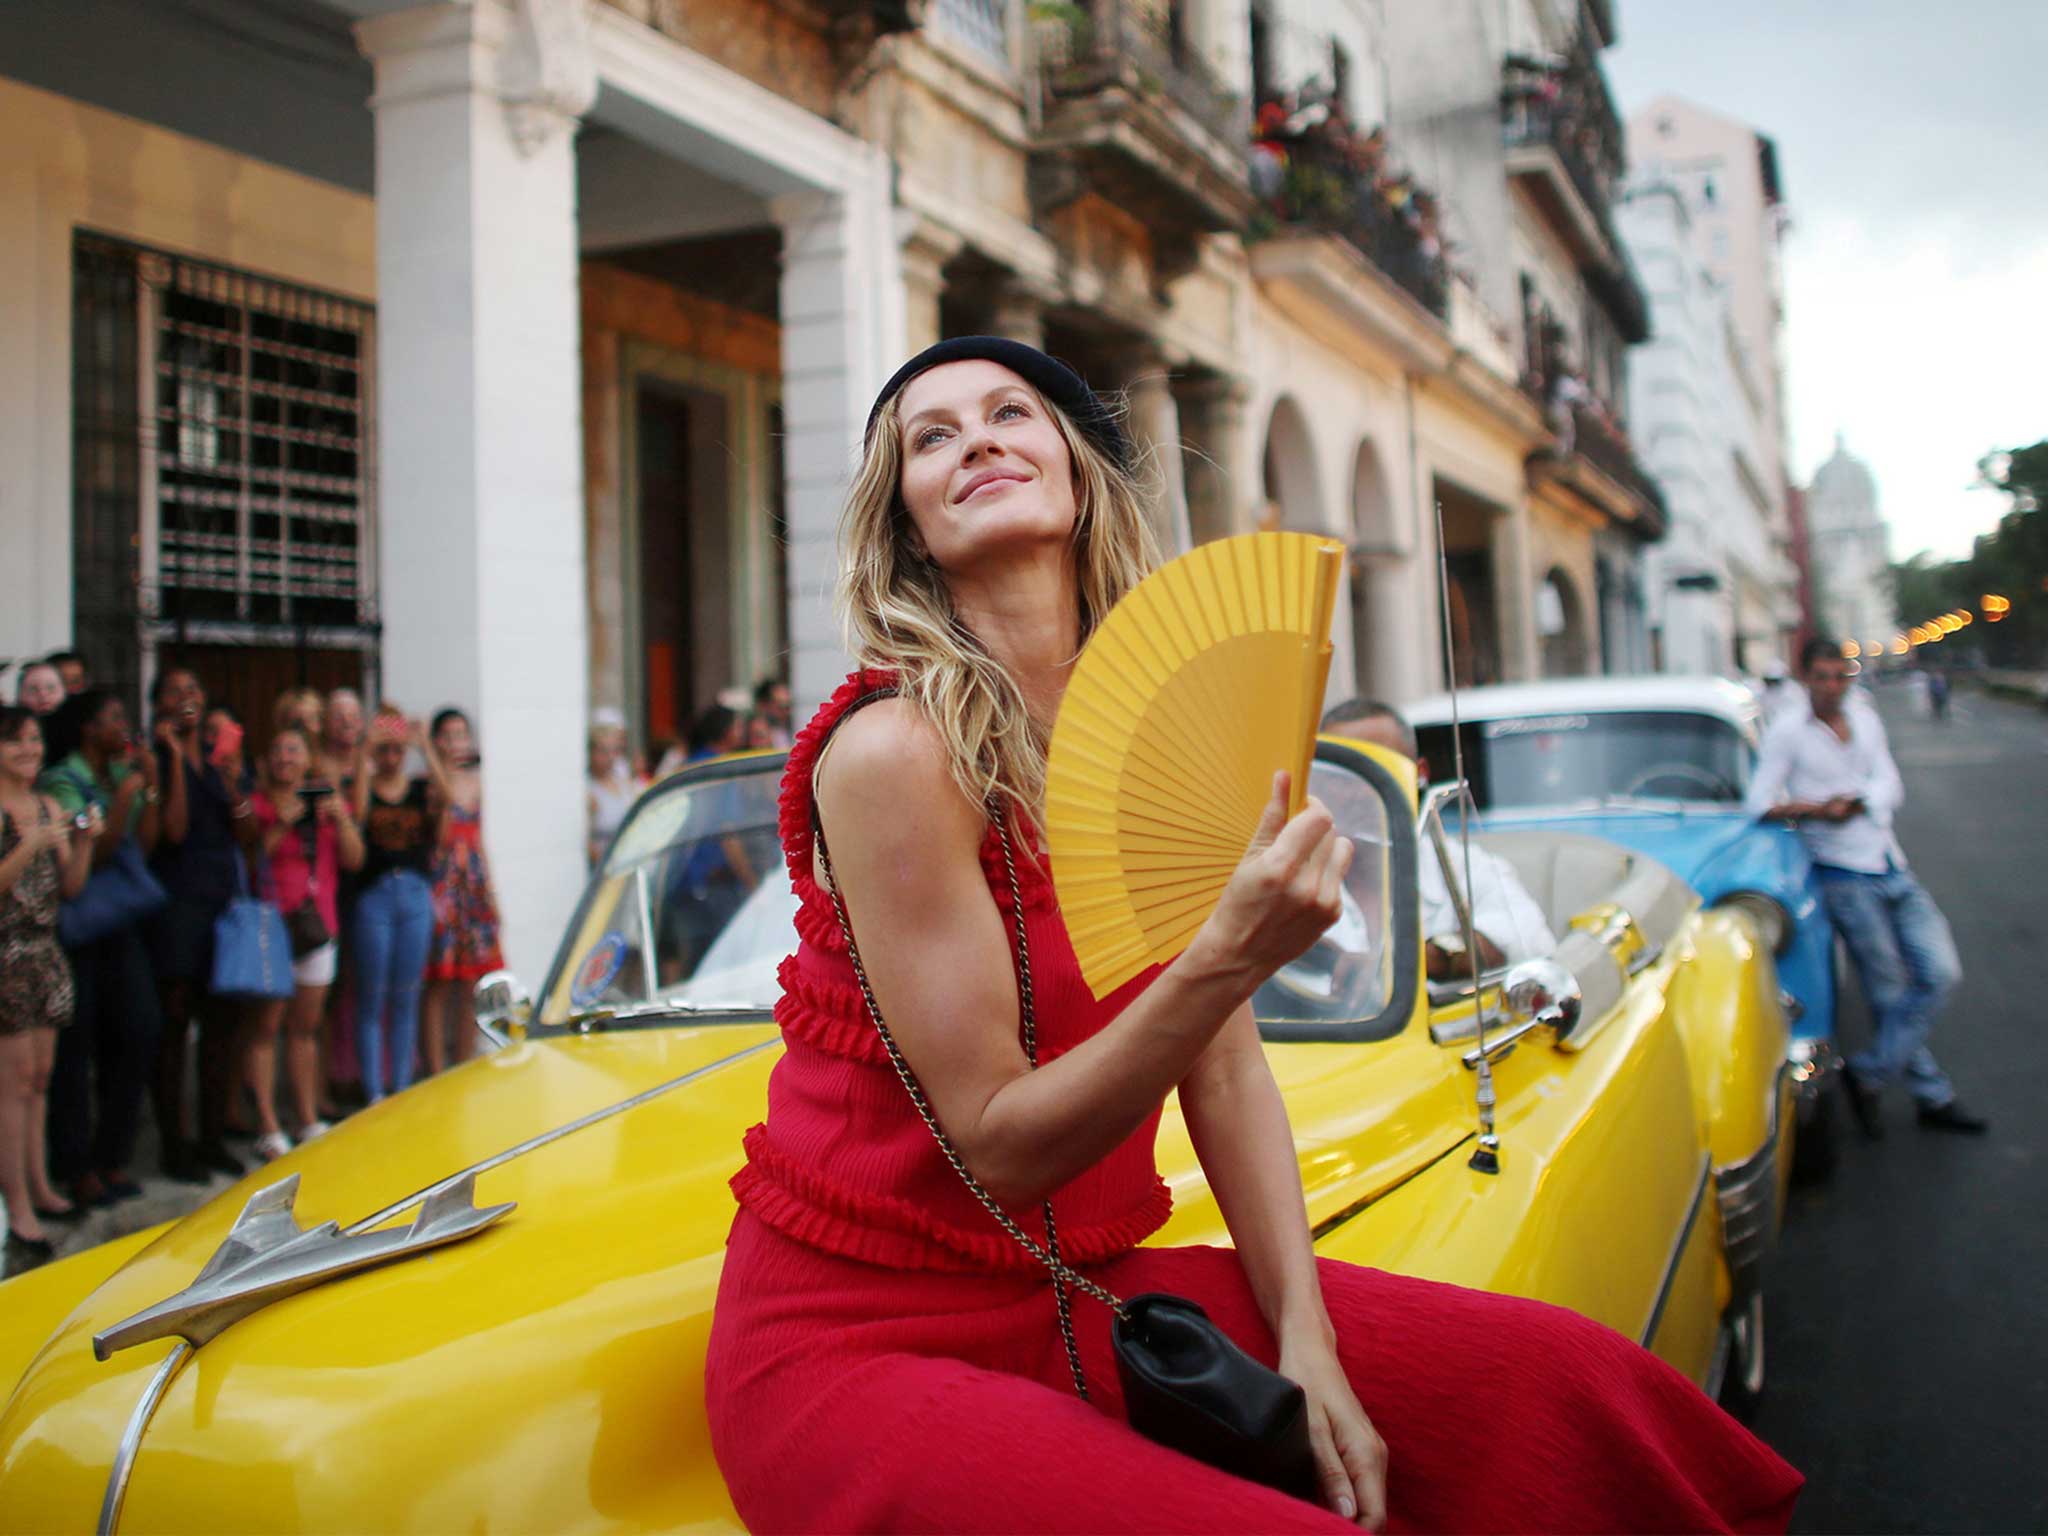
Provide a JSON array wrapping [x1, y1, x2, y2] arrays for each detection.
[[0, 1020, 1465, 1532], [0, 1024, 787, 1533]]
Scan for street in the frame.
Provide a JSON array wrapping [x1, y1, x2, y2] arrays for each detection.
[[1757, 683, 2048, 1533]]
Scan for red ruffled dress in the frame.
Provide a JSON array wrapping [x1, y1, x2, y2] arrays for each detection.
[[704, 673, 1801, 1534]]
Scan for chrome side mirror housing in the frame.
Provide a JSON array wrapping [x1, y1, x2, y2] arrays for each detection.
[[1501, 957, 1584, 1044], [472, 969, 531, 1049]]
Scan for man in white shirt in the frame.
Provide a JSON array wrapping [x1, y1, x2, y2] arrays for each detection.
[[1322, 699, 1556, 981], [1746, 638, 1985, 1136]]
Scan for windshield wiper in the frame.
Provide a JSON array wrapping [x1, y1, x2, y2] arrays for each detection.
[[553, 997, 762, 1033]]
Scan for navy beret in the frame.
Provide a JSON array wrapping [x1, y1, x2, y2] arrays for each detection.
[[866, 336, 1134, 473]]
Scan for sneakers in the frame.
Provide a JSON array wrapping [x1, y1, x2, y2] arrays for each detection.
[[1917, 1100, 1989, 1135], [299, 1119, 334, 1141], [194, 1140, 245, 1178], [1838, 1059, 1884, 1140], [254, 1130, 294, 1162]]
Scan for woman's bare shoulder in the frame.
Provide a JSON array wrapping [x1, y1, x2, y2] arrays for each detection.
[[815, 698, 980, 844]]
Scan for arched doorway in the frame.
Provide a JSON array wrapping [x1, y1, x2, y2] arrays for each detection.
[[1539, 566, 1590, 677], [1261, 397, 1355, 700]]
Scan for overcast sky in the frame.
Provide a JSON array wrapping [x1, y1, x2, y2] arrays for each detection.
[[1605, 0, 2047, 562]]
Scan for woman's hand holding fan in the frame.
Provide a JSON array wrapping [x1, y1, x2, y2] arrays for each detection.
[[1176, 769, 1354, 995], [1046, 531, 1352, 998]]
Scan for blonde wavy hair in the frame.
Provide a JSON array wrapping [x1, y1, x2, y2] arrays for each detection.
[[839, 384, 1163, 828]]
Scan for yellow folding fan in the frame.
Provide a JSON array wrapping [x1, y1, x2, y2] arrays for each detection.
[[1046, 531, 1345, 998]]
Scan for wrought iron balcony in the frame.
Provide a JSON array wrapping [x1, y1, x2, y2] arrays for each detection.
[[1250, 123, 1449, 320], [1570, 403, 1668, 535], [1500, 53, 1647, 341], [1029, 0, 1255, 249]]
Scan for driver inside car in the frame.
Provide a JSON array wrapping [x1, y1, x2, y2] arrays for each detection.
[[1323, 699, 1557, 980]]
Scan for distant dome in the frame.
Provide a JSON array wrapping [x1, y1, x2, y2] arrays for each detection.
[[1807, 435, 1878, 520]]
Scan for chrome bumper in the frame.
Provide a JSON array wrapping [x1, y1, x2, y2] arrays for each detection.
[[1714, 1062, 1790, 1302]]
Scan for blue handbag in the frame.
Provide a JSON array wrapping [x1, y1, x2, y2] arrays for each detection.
[[210, 853, 295, 1000], [56, 836, 169, 949]]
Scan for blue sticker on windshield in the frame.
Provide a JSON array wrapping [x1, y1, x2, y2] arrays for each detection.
[[571, 932, 630, 1007]]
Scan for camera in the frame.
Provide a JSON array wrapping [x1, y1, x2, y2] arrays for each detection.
[[71, 811, 93, 831]]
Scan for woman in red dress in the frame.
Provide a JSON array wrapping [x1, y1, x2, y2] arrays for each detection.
[[703, 337, 1801, 1533]]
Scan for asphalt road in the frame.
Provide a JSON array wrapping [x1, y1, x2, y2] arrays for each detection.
[[1757, 683, 2048, 1534]]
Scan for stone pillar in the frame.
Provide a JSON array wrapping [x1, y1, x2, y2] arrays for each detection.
[[356, 0, 593, 985], [1173, 374, 1252, 544], [1492, 500, 1539, 683], [1121, 354, 1192, 555], [988, 279, 1046, 349], [900, 218, 961, 357], [775, 172, 904, 714]]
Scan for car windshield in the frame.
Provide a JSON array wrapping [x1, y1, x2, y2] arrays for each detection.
[[1251, 758, 1399, 1034], [1414, 711, 1753, 811], [537, 760, 789, 1026], [537, 753, 1404, 1036]]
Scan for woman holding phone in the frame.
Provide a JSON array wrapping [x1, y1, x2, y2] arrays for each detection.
[[245, 726, 363, 1160], [147, 674, 258, 1182], [39, 690, 165, 1209], [0, 705, 94, 1265]]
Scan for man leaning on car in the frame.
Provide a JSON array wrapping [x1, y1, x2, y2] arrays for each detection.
[[1745, 637, 1987, 1138], [1322, 699, 1556, 981]]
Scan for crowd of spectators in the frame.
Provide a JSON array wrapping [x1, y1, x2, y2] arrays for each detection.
[[0, 650, 529, 1270], [1, 646, 798, 1269]]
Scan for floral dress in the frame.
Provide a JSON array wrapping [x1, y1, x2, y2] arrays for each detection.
[[0, 801, 75, 1035], [426, 800, 504, 981]]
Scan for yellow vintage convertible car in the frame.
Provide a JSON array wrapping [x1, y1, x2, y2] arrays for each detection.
[[0, 738, 1791, 1533]]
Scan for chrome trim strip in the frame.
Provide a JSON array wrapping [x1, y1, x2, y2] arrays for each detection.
[[98, 1343, 190, 1536], [345, 1037, 779, 1236], [1640, 1151, 1712, 1349], [98, 1036, 779, 1532]]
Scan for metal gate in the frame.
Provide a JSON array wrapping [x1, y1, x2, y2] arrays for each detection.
[[71, 233, 379, 727]]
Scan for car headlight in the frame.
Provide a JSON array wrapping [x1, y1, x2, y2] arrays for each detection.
[[1719, 891, 1793, 955]]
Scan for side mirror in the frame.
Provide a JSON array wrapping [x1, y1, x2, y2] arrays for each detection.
[[1501, 957, 1583, 1043], [472, 969, 531, 1049]]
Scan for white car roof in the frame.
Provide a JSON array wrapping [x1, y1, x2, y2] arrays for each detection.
[[1404, 675, 1762, 729]]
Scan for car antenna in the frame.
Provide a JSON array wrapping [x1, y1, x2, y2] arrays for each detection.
[[1433, 499, 1500, 1175]]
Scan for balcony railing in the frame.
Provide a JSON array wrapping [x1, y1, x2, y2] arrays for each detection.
[[1571, 403, 1668, 529], [1501, 56, 1623, 241], [1250, 111, 1450, 319]]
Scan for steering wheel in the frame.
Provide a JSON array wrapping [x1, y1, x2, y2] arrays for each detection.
[[1620, 761, 1737, 800]]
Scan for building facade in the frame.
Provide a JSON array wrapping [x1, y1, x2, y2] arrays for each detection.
[[1625, 94, 1804, 661], [2, 0, 1663, 979], [1381, 0, 1666, 685], [1618, 182, 1797, 675], [1804, 437, 1896, 649]]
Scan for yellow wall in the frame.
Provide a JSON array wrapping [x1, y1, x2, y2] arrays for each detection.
[[0, 78, 376, 665]]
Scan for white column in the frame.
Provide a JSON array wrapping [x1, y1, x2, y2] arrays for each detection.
[[357, 0, 592, 986], [1123, 359, 1192, 556], [776, 167, 905, 715]]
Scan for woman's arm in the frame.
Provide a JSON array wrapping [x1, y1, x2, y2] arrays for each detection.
[[157, 729, 191, 845], [133, 746, 163, 856], [413, 721, 456, 808], [1182, 1013, 1388, 1528], [53, 797, 94, 899], [1180, 1009, 1326, 1342], [815, 702, 1348, 1207], [324, 795, 366, 873]]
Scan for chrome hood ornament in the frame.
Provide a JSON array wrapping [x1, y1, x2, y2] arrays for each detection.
[[93, 1173, 514, 1362]]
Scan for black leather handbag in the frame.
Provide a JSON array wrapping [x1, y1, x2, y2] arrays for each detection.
[[814, 792, 1318, 1503]]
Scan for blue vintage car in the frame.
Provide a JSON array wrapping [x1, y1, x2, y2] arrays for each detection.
[[1407, 677, 1840, 1175]]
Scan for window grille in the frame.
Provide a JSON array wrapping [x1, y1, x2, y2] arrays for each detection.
[[73, 232, 380, 686]]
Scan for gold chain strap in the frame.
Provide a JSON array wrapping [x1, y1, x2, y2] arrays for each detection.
[[812, 797, 1127, 1403]]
